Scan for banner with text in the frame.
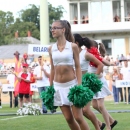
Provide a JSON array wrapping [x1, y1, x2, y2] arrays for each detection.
[[2, 84, 14, 92], [28, 44, 50, 55], [116, 80, 130, 88], [30, 83, 38, 92]]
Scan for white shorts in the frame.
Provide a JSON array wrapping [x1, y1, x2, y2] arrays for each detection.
[[53, 79, 77, 106]]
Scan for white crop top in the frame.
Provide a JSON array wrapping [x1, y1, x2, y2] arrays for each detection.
[[79, 49, 89, 71], [51, 41, 73, 66]]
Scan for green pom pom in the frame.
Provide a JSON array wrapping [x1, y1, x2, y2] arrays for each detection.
[[40, 86, 57, 110], [68, 85, 94, 108], [82, 73, 103, 94]]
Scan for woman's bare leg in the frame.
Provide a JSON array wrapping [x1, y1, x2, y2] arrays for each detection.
[[83, 101, 100, 130], [72, 105, 90, 130], [60, 105, 80, 130]]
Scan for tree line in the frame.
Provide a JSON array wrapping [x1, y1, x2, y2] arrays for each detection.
[[0, 3, 64, 45]]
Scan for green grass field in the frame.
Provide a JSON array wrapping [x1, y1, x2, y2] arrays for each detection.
[[0, 101, 130, 130]]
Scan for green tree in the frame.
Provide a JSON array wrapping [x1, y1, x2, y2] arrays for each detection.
[[19, 3, 65, 41], [0, 10, 14, 45], [6, 19, 40, 44], [19, 4, 40, 30]]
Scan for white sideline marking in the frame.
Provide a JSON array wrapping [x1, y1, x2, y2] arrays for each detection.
[[0, 116, 28, 120]]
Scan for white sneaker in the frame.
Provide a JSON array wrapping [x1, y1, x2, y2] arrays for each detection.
[[0, 106, 2, 108]]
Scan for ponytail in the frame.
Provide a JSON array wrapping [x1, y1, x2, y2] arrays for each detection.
[[99, 43, 106, 57], [82, 37, 93, 49], [73, 34, 93, 48]]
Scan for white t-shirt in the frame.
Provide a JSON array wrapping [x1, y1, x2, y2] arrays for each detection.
[[33, 65, 50, 87], [7, 74, 15, 84], [121, 67, 130, 80]]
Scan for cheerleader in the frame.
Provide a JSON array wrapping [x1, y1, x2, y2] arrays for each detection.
[[74, 34, 103, 130], [87, 38, 118, 130], [49, 20, 90, 130]]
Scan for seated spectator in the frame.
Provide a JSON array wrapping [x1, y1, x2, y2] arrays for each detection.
[[85, 15, 89, 23], [113, 15, 120, 22], [126, 12, 130, 21], [119, 54, 126, 61], [82, 16, 85, 24], [73, 16, 78, 24], [1, 65, 7, 75]]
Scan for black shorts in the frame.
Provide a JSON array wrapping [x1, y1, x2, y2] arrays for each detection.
[[19, 93, 29, 99]]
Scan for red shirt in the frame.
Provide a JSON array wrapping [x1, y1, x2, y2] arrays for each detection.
[[19, 72, 30, 94], [87, 47, 103, 67]]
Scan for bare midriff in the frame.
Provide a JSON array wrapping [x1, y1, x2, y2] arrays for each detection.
[[54, 65, 76, 83]]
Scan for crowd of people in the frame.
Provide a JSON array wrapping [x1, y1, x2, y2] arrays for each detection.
[[72, 13, 130, 24], [1, 19, 130, 130], [73, 15, 89, 24]]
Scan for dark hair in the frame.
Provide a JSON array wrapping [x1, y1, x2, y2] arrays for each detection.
[[38, 56, 42, 58], [93, 41, 106, 57], [54, 20, 74, 42], [73, 33, 92, 48], [11, 67, 14, 69]]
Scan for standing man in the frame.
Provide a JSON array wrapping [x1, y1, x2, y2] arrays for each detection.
[[121, 59, 130, 103], [7, 67, 18, 108], [33, 56, 50, 113]]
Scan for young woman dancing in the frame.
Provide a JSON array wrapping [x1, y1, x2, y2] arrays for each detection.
[[48, 20, 90, 130], [73, 34, 104, 130], [87, 39, 118, 130]]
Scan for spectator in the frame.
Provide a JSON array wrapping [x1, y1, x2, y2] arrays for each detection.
[[33, 56, 50, 113], [14, 63, 31, 107], [113, 15, 120, 22], [7, 67, 18, 108], [118, 67, 123, 102], [111, 67, 120, 104], [119, 54, 126, 61], [73, 16, 78, 24], [126, 12, 130, 21], [121, 59, 130, 103], [82, 15, 85, 24], [85, 15, 89, 23], [1, 65, 7, 75], [28, 66, 35, 103]]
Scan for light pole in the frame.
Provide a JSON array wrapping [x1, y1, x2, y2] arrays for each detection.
[[40, 0, 49, 45]]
